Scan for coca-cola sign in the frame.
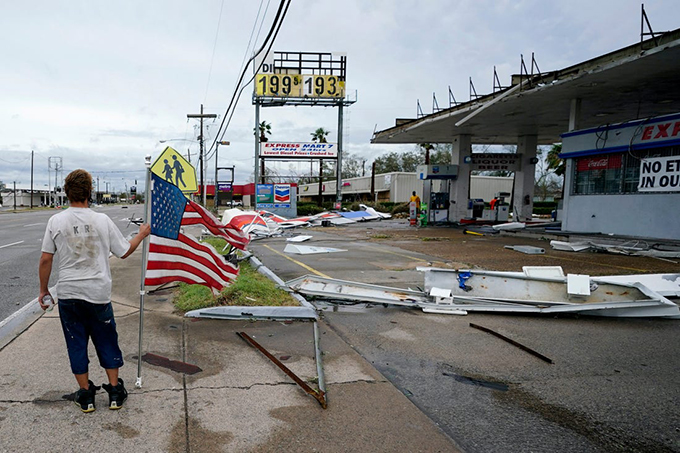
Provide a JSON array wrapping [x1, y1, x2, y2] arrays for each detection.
[[576, 154, 622, 172]]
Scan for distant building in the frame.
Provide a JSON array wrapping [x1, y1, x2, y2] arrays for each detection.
[[297, 172, 513, 204]]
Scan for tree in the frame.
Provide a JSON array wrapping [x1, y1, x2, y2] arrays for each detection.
[[546, 143, 565, 177], [426, 144, 452, 165], [342, 153, 364, 179], [255, 121, 271, 142], [373, 151, 404, 173], [534, 146, 563, 201], [310, 127, 330, 143]]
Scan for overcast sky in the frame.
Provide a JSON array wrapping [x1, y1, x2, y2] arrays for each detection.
[[2, 0, 679, 192]]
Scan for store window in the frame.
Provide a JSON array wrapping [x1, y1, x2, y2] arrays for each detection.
[[572, 146, 680, 195]]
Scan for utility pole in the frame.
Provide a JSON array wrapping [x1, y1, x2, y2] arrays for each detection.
[[187, 104, 216, 207], [215, 141, 230, 213], [48, 156, 62, 207], [30, 150, 34, 209]]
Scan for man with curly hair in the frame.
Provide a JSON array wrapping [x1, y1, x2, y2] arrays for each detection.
[[38, 169, 150, 413]]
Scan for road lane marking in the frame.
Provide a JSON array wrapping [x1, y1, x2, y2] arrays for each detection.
[[261, 244, 331, 278], [0, 241, 24, 249], [23, 223, 44, 227]]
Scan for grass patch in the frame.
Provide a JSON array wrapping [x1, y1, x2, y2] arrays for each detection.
[[216, 261, 299, 307], [370, 234, 392, 239], [173, 238, 299, 313], [420, 237, 443, 242]]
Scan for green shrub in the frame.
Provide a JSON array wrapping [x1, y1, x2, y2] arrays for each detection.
[[533, 201, 558, 208], [533, 207, 555, 215], [297, 203, 325, 216], [391, 202, 410, 215]]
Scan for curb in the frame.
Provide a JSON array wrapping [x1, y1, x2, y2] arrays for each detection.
[[0, 298, 44, 351]]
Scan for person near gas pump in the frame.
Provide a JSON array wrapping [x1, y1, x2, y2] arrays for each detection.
[[409, 191, 421, 226], [410, 191, 421, 214]]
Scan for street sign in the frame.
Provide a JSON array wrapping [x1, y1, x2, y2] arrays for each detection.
[[151, 146, 198, 194]]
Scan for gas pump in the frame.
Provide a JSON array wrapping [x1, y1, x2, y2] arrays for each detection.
[[467, 199, 485, 218], [431, 192, 450, 223], [482, 191, 510, 222], [416, 164, 458, 226]]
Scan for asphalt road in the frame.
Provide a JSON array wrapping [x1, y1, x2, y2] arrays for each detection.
[[0, 204, 143, 323], [249, 225, 680, 453]]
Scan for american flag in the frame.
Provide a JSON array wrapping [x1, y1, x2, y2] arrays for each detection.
[[144, 173, 245, 292], [182, 200, 249, 250]]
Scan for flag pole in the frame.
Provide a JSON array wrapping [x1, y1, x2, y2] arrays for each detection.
[[136, 155, 153, 388]]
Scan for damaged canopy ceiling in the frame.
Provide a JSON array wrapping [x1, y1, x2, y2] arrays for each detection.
[[371, 29, 680, 145]]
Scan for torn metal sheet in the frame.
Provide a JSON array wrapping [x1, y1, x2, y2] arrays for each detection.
[[310, 217, 356, 226], [492, 222, 526, 231], [185, 306, 318, 321], [339, 211, 377, 220], [287, 235, 313, 243], [418, 267, 680, 318], [550, 239, 680, 258], [550, 240, 591, 252], [284, 244, 347, 255], [522, 266, 565, 278], [592, 273, 680, 297], [504, 245, 546, 254], [360, 204, 392, 219], [285, 267, 680, 318], [286, 275, 427, 306]]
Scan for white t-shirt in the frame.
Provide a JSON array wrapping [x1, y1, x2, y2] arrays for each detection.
[[41, 208, 130, 304]]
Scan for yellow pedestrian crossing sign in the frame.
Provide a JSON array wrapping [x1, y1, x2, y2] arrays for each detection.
[[151, 147, 198, 194]]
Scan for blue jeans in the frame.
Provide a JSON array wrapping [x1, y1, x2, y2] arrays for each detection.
[[58, 299, 124, 375]]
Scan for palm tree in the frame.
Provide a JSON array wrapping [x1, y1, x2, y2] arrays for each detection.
[[418, 143, 434, 164], [310, 127, 330, 143], [255, 121, 272, 142], [546, 143, 565, 176]]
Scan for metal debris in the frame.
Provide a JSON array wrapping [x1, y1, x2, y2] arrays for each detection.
[[283, 244, 347, 255], [504, 245, 546, 254], [185, 306, 318, 321], [469, 323, 553, 364], [237, 331, 327, 409]]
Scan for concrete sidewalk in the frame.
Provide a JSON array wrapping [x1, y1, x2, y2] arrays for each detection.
[[0, 250, 460, 452]]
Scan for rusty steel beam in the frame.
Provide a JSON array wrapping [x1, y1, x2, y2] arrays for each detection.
[[237, 332, 327, 409], [470, 323, 554, 364]]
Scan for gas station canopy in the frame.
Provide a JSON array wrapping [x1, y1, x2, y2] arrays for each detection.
[[371, 29, 680, 145]]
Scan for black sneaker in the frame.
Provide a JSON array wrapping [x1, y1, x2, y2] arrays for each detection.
[[102, 378, 128, 410], [73, 380, 100, 413]]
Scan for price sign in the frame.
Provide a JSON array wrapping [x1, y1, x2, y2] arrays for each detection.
[[302, 75, 345, 98], [255, 73, 345, 98], [255, 74, 303, 97]]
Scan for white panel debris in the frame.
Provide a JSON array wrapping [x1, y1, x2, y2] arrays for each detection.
[[284, 244, 347, 255]]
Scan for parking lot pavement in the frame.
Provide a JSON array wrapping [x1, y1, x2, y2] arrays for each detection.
[[249, 223, 680, 453]]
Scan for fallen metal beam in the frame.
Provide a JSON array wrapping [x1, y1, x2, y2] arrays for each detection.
[[185, 306, 318, 321], [470, 323, 554, 364], [237, 331, 327, 409]]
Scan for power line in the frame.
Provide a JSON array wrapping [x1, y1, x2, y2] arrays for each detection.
[[214, 2, 289, 153], [206, 0, 291, 157], [203, 0, 226, 104], [206, 0, 289, 163]]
